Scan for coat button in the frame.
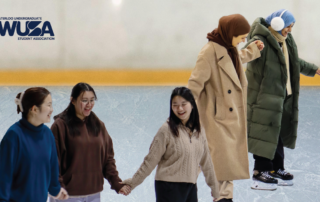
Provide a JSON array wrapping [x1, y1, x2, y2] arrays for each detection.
[[229, 108, 233, 112], [228, 90, 231, 94]]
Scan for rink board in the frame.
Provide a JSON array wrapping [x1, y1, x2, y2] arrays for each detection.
[[0, 70, 318, 86]]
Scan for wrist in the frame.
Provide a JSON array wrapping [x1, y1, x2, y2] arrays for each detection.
[[52, 188, 63, 199]]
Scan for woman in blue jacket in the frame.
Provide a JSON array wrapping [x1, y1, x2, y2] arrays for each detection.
[[0, 87, 68, 201]]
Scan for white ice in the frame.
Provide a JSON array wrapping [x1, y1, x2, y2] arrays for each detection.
[[0, 86, 319, 202]]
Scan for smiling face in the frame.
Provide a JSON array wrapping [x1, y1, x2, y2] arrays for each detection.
[[281, 23, 294, 37], [232, 33, 248, 47], [72, 91, 95, 120], [31, 94, 53, 124], [171, 95, 193, 125]]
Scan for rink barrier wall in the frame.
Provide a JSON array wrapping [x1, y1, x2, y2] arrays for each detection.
[[0, 69, 319, 86]]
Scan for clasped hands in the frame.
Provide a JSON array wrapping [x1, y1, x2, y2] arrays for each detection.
[[252, 41, 320, 76], [54, 188, 69, 200], [254, 40, 264, 51], [119, 182, 132, 196], [118, 183, 221, 200]]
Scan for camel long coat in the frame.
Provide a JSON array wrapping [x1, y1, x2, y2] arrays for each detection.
[[188, 42, 260, 181]]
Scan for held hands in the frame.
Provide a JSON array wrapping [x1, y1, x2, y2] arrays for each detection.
[[316, 68, 320, 76], [55, 188, 69, 200], [119, 182, 132, 196], [58, 188, 69, 200], [254, 40, 264, 51]]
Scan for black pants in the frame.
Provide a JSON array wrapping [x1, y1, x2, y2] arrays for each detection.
[[155, 180, 198, 202], [253, 135, 285, 171]]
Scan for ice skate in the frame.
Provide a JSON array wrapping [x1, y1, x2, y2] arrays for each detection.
[[251, 171, 278, 191], [270, 169, 294, 186]]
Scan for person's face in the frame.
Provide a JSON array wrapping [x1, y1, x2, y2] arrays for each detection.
[[31, 94, 53, 124], [72, 91, 95, 120], [171, 96, 193, 125], [232, 33, 248, 47], [281, 23, 294, 37]]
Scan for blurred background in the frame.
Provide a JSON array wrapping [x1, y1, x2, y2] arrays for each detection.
[[0, 0, 319, 85]]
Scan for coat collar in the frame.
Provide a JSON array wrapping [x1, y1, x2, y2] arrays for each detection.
[[212, 42, 243, 90], [19, 117, 45, 132], [248, 17, 287, 65]]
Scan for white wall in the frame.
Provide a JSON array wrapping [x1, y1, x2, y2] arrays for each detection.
[[0, 0, 318, 69]]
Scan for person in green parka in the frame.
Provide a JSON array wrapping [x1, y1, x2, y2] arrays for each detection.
[[243, 9, 320, 190]]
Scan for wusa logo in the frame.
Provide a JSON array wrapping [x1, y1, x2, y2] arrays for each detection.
[[0, 17, 55, 40]]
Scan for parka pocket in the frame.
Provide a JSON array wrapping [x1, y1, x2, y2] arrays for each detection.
[[215, 97, 226, 120], [283, 96, 293, 115]]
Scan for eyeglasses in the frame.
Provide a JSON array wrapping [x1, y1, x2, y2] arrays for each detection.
[[81, 100, 95, 105]]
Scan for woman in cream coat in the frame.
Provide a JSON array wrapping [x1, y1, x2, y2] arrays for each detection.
[[187, 14, 263, 202]]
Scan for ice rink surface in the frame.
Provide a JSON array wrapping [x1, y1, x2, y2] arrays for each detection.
[[0, 86, 319, 202]]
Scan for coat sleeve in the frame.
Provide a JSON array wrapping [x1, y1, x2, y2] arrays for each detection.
[[48, 131, 62, 197], [299, 58, 319, 77], [102, 126, 124, 193], [239, 41, 261, 64], [50, 121, 67, 188], [187, 54, 212, 101], [199, 131, 220, 199], [121, 127, 168, 190], [0, 130, 18, 202]]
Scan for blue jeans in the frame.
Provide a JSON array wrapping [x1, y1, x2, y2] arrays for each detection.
[[49, 192, 100, 202]]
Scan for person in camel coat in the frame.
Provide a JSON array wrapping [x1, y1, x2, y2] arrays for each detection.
[[187, 14, 263, 202]]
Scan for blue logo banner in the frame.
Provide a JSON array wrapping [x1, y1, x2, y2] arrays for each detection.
[[0, 17, 55, 40]]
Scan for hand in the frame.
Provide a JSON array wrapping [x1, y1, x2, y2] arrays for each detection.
[[211, 191, 218, 201], [254, 40, 264, 51], [119, 183, 131, 196], [56, 188, 69, 200], [316, 68, 320, 75]]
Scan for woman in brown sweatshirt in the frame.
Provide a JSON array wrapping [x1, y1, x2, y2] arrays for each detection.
[[49, 82, 130, 202], [121, 87, 220, 202]]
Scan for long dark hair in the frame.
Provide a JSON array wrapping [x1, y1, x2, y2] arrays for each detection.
[[55, 82, 101, 137], [16, 87, 51, 119], [168, 87, 201, 137]]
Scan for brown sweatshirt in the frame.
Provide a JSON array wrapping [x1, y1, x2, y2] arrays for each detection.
[[51, 112, 123, 196]]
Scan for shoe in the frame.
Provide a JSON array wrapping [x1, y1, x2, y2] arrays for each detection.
[[251, 171, 278, 191], [270, 169, 294, 186], [218, 199, 233, 202]]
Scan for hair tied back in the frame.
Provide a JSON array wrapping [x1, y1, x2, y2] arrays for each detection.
[[15, 91, 25, 113]]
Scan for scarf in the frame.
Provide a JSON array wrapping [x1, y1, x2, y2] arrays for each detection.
[[268, 26, 292, 95], [207, 14, 250, 78]]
